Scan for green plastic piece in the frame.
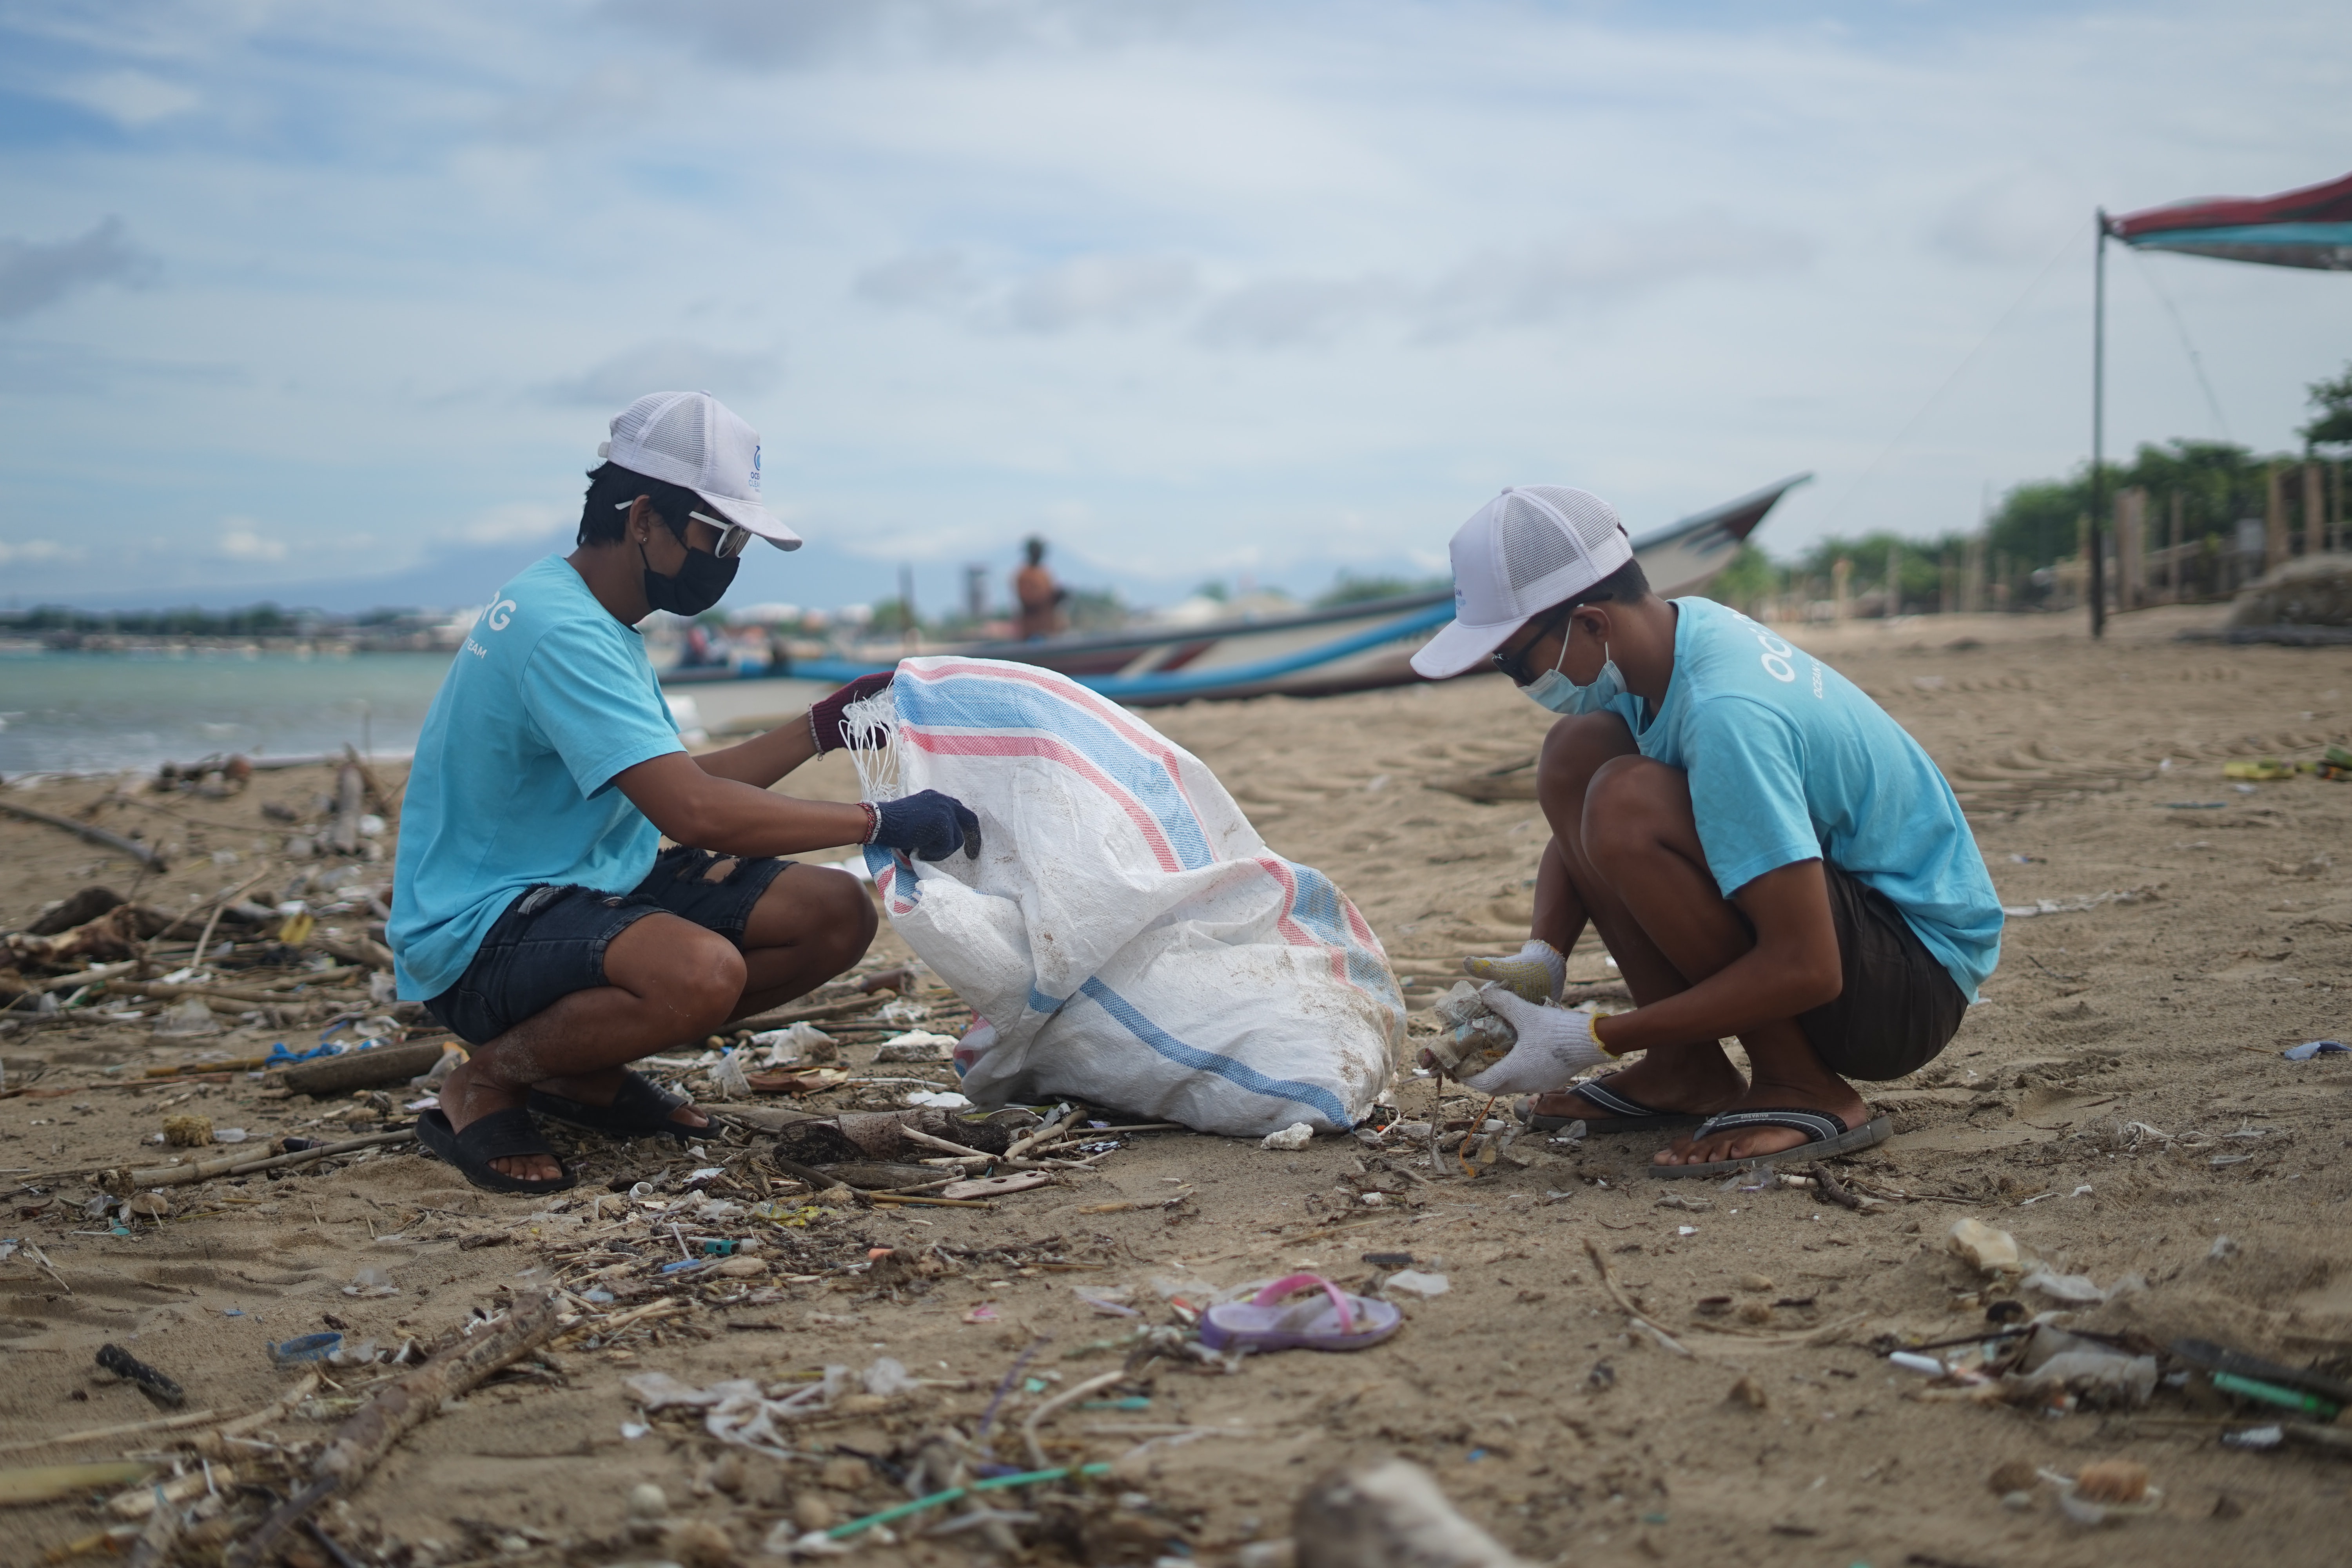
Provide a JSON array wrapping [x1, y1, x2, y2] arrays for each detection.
[[826, 1462, 1114, 1540], [2212, 1369, 2342, 1419]]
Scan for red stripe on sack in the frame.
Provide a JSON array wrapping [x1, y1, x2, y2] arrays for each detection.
[[904, 659, 1210, 826], [902, 729, 1184, 874]]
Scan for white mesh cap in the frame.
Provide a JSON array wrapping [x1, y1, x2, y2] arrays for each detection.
[[598, 390, 801, 551], [1410, 486, 1634, 678]]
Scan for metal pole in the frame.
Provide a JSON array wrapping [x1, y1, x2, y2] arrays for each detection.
[[2089, 211, 2108, 638]]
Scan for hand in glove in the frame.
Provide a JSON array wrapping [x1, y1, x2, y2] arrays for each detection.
[[870, 789, 982, 862], [1462, 938, 1566, 1005], [1456, 982, 1617, 1094], [807, 670, 896, 755]]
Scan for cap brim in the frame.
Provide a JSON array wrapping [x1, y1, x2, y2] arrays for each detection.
[[1410, 612, 1530, 680], [695, 490, 802, 552]]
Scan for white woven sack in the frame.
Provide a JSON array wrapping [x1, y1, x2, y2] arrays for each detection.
[[845, 657, 1402, 1136]]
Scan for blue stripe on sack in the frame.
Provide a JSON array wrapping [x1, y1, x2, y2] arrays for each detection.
[[1276, 860, 1402, 1006], [1076, 976, 1349, 1127], [897, 673, 1216, 871], [1027, 985, 1069, 1017]]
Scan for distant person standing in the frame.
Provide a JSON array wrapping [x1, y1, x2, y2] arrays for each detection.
[[1013, 535, 1067, 641]]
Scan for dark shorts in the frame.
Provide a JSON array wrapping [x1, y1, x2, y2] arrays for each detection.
[[423, 847, 792, 1046], [1795, 863, 1969, 1082]]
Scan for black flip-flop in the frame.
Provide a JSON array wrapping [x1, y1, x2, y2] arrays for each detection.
[[415, 1107, 577, 1196], [1645, 1108, 1894, 1180], [1515, 1076, 1706, 1135], [526, 1069, 702, 1145]]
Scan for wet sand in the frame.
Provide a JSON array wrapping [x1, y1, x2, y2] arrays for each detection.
[[4, 602, 2352, 1566]]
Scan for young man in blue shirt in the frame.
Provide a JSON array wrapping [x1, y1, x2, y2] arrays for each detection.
[[1410, 486, 2001, 1175], [390, 391, 974, 1193]]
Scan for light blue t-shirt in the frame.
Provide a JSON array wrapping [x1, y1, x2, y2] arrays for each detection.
[[1621, 597, 2002, 1000], [389, 556, 685, 1000]]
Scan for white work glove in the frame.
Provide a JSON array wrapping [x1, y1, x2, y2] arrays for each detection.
[[1462, 938, 1566, 1006], [1456, 983, 1614, 1094]]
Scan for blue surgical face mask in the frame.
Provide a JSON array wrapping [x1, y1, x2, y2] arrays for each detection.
[[1523, 634, 1625, 717]]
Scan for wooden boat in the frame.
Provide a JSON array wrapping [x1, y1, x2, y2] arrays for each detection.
[[668, 473, 1808, 708]]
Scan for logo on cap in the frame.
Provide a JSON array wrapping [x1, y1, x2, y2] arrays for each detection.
[[750, 443, 762, 495]]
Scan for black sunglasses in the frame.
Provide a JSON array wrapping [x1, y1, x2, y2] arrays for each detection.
[[1491, 607, 1572, 685]]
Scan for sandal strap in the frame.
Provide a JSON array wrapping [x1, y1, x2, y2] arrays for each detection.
[[1249, 1272, 1357, 1336], [454, 1106, 564, 1163], [1690, 1107, 1851, 1143], [1571, 1076, 1666, 1119]]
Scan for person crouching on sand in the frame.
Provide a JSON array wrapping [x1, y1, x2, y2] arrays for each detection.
[[1408, 486, 2002, 1175], [387, 391, 975, 1194]]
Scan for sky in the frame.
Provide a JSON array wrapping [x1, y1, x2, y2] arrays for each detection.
[[0, 0, 2346, 616]]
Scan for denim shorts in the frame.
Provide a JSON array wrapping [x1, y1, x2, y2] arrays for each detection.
[[1796, 862, 1969, 1082], [423, 847, 792, 1045]]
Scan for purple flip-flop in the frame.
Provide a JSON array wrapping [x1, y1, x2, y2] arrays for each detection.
[[1197, 1274, 1403, 1355]]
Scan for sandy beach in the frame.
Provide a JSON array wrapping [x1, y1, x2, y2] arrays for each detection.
[[5, 602, 2352, 1567]]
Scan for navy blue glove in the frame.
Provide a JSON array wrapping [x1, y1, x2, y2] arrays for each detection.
[[872, 789, 981, 862]]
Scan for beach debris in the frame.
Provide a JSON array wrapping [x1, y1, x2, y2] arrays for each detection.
[[278, 1039, 445, 1096], [1945, 1218, 2023, 1276], [1889, 1352, 1946, 1375], [940, 1171, 1050, 1200], [875, 1030, 957, 1062], [1292, 1457, 1536, 1568], [905, 1089, 973, 1110], [1384, 1270, 1450, 1299], [152, 997, 223, 1038], [2022, 1266, 2145, 1306], [2001, 885, 2160, 919], [162, 1114, 214, 1147], [2171, 1337, 2352, 1420], [94, 1344, 184, 1407], [2283, 1039, 2349, 1060], [2010, 1327, 2158, 1409], [1988, 1459, 2038, 1498], [0, 798, 167, 869], [2042, 1461, 2160, 1526], [345, 1267, 397, 1298], [225, 1290, 562, 1568], [626, 1367, 859, 1454], [747, 1021, 838, 1065], [1261, 1122, 1314, 1151], [1422, 982, 1517, 1077], [2223, 759, 2295, 781], [708, 1048, 754, 1099], [1728, 1374, 1769, 1409], [117, 1127, 414, 1191], [0, 1460, 156, 1508], [269, 1333, 344, 1367]]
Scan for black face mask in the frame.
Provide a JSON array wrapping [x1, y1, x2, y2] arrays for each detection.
[[640, 539, 739, 618]]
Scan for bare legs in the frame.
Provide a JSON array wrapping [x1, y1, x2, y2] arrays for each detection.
[[1519, 715, 1865, 1165], [439, 864, 877, 1181]]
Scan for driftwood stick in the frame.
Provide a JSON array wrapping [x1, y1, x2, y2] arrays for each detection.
[[226, 1292, 561, 1568], [0, 800, 167, 869], [121, 1129, 414, 1190], [0, 1407, 221, 1456]]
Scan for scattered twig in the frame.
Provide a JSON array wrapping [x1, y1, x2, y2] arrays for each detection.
[[0, 1408, 220, 1456], [0, 799, 167, 868], [121, 1129, 414, 1191], [225, 1292, 560, 1568], [188, 867, 278, 973], [1582, 1236, 1692, 1357], [1021, 1369, 1127, 1469], [1809, 1161, 1864, 1211], [22, 1239, 72, 1296]]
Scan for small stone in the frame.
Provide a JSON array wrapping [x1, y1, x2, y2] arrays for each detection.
[[1728, 1375, 1768, 1410], [2073, 1459, 2149, 1505], [1736, 1300, 1773, 1325], [664, 1519, 735, 1568], [626, 1483, 670, 1521], [1738, 1273, 1774, 1292], [819, 1457, 869, 1492], [792, 1494, 836, 1532], [124, 1193, 173, 1218], [712, 1256, 766, 1279], [1987, 1460, 2038, 1496]]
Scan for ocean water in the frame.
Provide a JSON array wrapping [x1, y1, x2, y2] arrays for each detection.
[[0, 650, 458, 777]]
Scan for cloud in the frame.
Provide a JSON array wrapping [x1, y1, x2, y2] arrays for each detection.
[[49, 70, 201, 129], [218, 523, 288, 562], [854, 249, 982, 310], [1931, 169, 2083, 265], [455, 501, 571, 545], [1194, 275, 1405, 350], [1413, 217, 1814, 339], [597, 0, 1203, 71], [1003, 254, 1198, 333], [0, 539, 79, 566], [0, 218, 158, 321], [537, 340, 783, 407]]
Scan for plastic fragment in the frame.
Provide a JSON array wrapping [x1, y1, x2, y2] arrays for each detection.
[[2282, 1040, 2349, 1061], [1259, 1122, 1313, 1151], [1383, 1270, 1450, 1298]]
